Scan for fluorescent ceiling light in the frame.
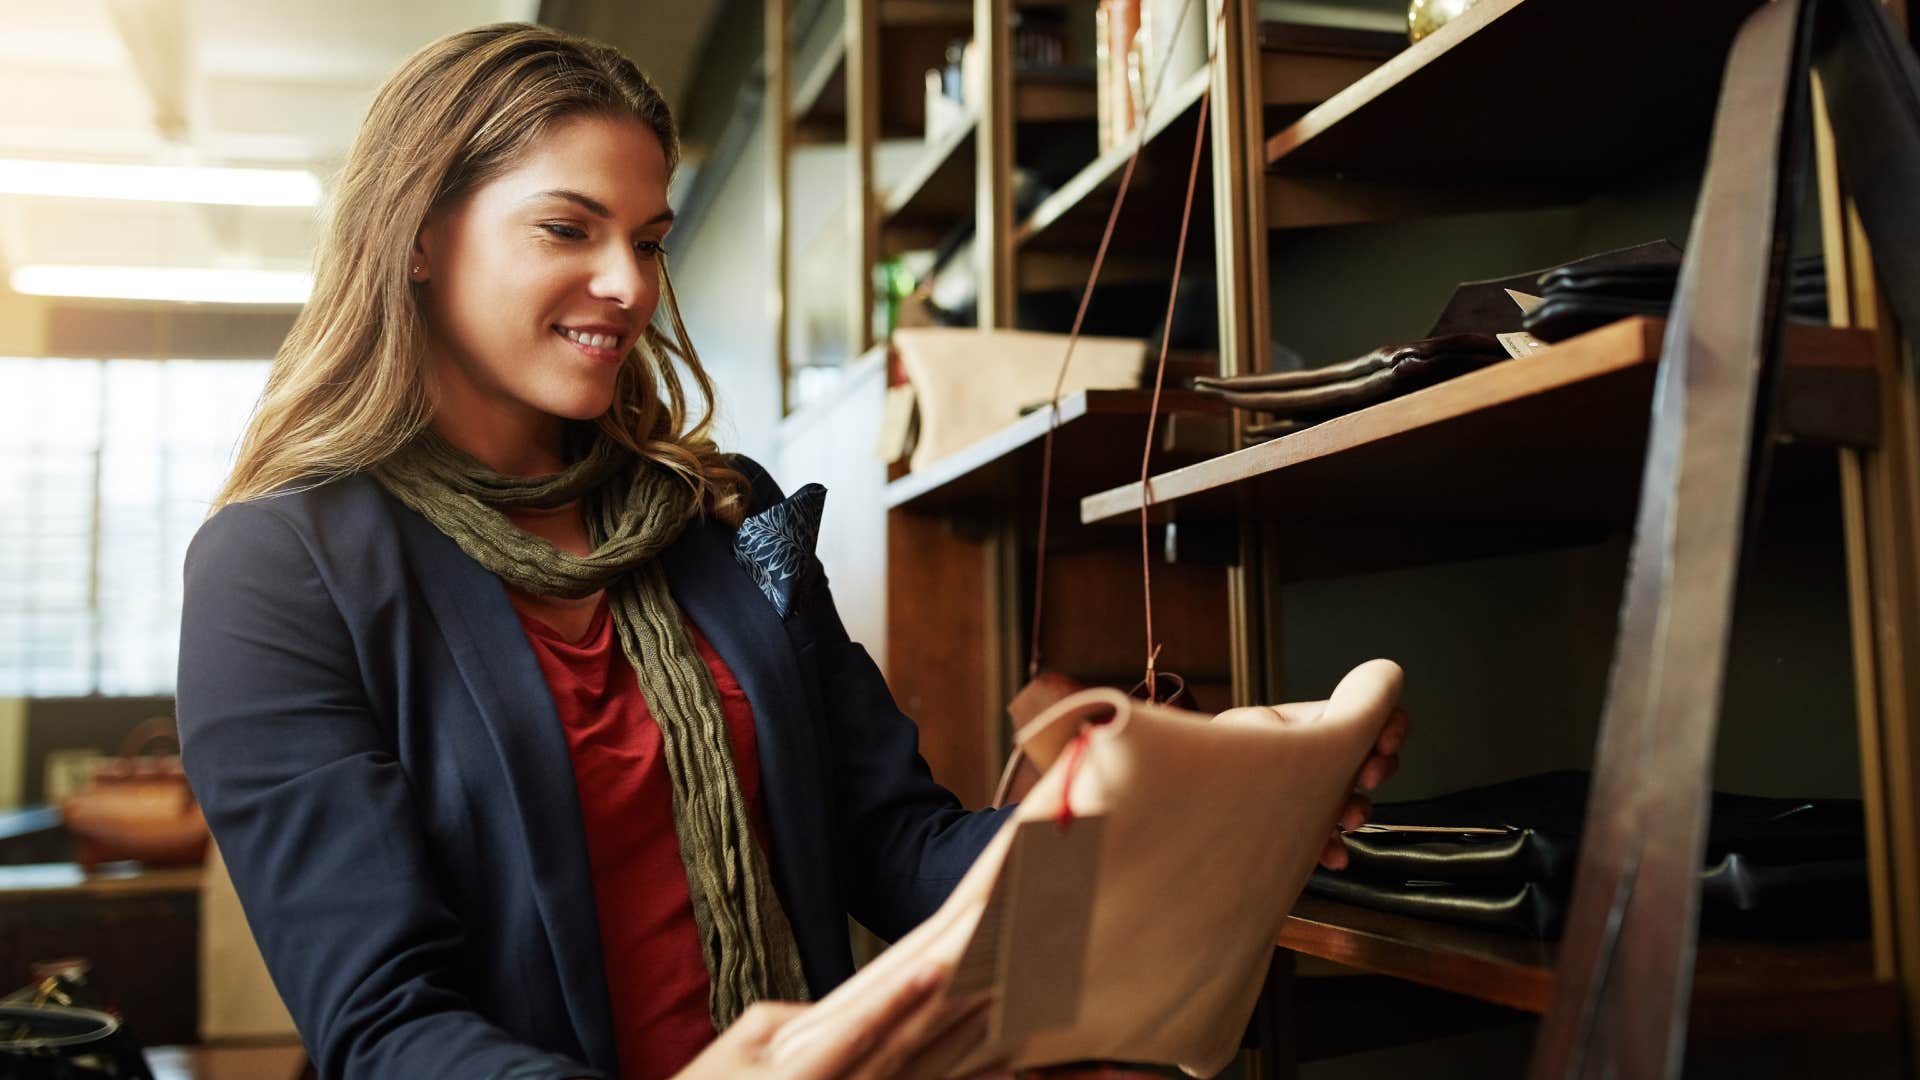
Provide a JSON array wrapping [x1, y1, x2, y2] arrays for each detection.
[[0, 160, 322, 207], [11, 265, 312, 305]]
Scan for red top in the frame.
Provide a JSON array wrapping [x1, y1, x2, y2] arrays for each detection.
[[513, 593, 762, 1080]]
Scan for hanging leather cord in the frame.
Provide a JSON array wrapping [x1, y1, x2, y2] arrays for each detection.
[[1028, 0, 1227, 697]]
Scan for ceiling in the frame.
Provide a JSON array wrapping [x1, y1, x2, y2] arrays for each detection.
[[0, 0, 722, 312]]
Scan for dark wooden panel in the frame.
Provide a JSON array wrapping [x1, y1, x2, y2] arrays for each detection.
[[1280, 893, 1896, 1041], [1265, 0, 1760, 182], [146, 1042, 309, 1080], [1280, 893, 1555, 1014], [886, 512, 1000, 808], [1030, 547, 1233, 689], [0, 865, 201, 1047]]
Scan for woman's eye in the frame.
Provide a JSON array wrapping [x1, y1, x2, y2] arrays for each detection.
[[539, 222, 663, 257]]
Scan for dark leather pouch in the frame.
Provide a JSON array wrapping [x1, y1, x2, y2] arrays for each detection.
[[1307, 853, 1870, 940], [1305, 873, 1565, 938], [1525, 254, 1828, 341], [1190, 334, 1507, 418]]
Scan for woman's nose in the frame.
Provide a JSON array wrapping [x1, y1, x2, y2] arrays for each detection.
[[589, 245, 655, 310]]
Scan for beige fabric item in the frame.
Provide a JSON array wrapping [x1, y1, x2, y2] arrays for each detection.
[[199, 842, 298, 1041], [773, 659, 1403, 1076], [892, 327, 1149, 472]]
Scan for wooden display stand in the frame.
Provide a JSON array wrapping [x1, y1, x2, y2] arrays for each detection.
[[765, 0, 1920, 1072]]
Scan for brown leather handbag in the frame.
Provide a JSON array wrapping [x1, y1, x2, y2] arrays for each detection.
[[771, 660, 1403, 1077], [60, 717, 209, 871]]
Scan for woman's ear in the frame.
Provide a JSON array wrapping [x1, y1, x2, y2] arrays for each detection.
[[410, 223, 434, 283], [410, 216, 439, 284]]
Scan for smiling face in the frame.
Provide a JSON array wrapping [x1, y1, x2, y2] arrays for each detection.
[[413, 112, 674, 470]]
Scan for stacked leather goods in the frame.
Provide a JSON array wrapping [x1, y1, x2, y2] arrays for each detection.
[[1190, 240, 1830, 443], [1523, 250, 1829, 342], [1189, 333, 1511, 441], [1305, 771, 1871, 939]]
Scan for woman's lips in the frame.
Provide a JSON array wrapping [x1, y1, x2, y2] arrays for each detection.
[[553, 325, 624, 363]]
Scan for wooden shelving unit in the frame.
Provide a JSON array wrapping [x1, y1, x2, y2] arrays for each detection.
[[885, 387, 1229, 519], [1080, 318, 1879, 527], [883, 114, 977, 234], [1280, 894, 1558, 1014], [789, 0, 976, 143], [883, 73, 1101, 252], [1017, 66, 1213, 253], [767, 0, 1920, 1072], [1280, 895, 1898, 1030], [1260, 0, 1770, 230], [791, 28, 847, 138], [1265, 0, 1756, 178]]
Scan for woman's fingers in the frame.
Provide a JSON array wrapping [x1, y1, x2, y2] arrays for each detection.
[[733, 1001, 808, 1046], [892, 993, 1005, 1080], [1357, 751, 1399, 793], [1339, 793, 1372, 833], [850, 990, 997, 1080], [1376, 706, 1409, 755], [1318, 831, 1349, 871], [1265, 700, 1327, 726], [1354, 707, 1407, 794], [773, 962, 945, 1078]]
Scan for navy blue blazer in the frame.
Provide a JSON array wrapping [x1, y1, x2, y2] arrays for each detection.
[[176, 456, 1010, 1079]]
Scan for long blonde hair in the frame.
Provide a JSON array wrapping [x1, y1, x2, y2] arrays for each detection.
[[215, 22, 746, 523]]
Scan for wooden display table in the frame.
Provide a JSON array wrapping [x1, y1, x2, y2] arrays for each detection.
[[0, 861, 202, 1047]]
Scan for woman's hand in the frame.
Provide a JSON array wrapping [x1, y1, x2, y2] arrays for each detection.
[[1322, 703, 1408, 870], [674, 958, 1009, 1080], [1236, 700, 1410, 872]]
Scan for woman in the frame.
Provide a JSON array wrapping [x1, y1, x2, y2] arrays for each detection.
[[176, 22, 1405, 1080]]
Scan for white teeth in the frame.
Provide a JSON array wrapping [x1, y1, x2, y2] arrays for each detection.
[[560, 327, 619, 350]]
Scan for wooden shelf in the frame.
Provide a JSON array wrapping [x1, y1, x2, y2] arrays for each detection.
[[1016, 66, 1214, 253], [1281, 893, 1554, 1013], [883, 77, 1099, 240], [1260, 0, 1767, 229], [884, 115, 979, 230], [793, 7, 980, 142], [1259, 22, 1404, 110], [147, 1043, 308, 1080], [876, 0, 977, 27], [1015, 72, 1099, 124], [0, 861, 202, 899], [1079, 318, 1877, 539], [792, 29, 848, 136], [886, 387, 1228, 521], [1279, 894, 1895, 1030]]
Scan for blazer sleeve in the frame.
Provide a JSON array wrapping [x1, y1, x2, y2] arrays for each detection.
[[730, 456, 1013, 941], [176, 501, 602, 1080]]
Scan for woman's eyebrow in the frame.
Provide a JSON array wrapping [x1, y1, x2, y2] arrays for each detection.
[[523, 188, 674, 225]]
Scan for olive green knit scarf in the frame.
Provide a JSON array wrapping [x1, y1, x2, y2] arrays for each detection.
[[373, 426, 809, 1029]]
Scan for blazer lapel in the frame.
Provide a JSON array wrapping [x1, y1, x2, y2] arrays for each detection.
[[391, 506, 617, 1070], [661, 513, 844, 991]]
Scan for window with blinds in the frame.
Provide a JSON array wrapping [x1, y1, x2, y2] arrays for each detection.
[[0, 357, 271, 697]]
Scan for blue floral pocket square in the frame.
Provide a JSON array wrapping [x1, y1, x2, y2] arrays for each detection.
[[733, 483, 827, 619]]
